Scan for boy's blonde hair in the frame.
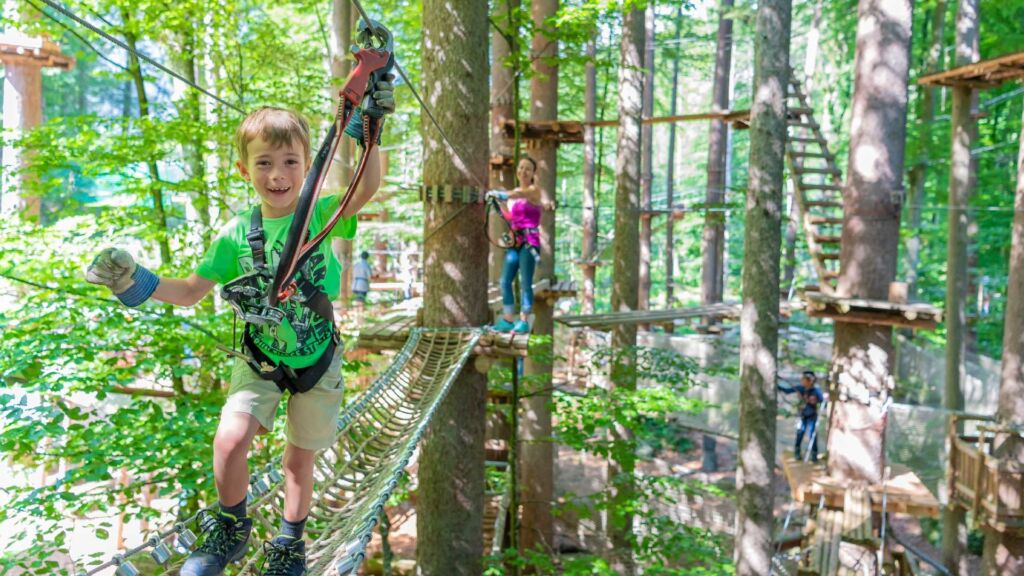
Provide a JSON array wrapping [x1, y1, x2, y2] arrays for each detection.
[[235, 107, 311, 165]]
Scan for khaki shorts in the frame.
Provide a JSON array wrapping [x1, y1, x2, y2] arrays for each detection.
[[222, 345, 345, 451]]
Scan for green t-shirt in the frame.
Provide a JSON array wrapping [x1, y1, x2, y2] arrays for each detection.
[[197, 195, 357, 368]]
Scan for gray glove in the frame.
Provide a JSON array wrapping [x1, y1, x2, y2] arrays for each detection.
[[86, 247, 137, 294]]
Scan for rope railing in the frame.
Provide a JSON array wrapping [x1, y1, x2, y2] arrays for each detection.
[[73, 328, 481, 576]]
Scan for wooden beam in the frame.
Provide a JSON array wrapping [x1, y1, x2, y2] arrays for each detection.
[[917, 51, 1024, 88]]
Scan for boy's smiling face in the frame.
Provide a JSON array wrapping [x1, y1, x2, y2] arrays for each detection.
[[237, 136, 308, 218]]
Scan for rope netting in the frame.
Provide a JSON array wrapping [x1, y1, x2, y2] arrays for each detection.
[[78, 327, 481, 576]]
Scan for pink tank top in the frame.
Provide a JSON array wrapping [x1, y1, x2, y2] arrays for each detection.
[[508, 198, 542, 247]]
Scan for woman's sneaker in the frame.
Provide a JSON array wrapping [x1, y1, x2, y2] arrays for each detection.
[[512, 319, 530, 334], [490, 318, 515, 333], [261, 537, 307, 576], [180, 512, 252, 576]]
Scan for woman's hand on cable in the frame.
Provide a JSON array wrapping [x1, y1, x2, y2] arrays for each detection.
[[86, 247, 137, 294], [486, 189, 509, 201]]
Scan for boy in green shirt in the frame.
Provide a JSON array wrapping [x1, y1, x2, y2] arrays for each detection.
[[85, 82, 393, 574]]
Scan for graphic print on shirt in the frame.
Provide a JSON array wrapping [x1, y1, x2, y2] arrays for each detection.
[[237, 237, 331, 359]]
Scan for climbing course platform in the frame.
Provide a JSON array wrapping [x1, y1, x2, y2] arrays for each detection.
[[784, 75, 845, 292], [77, 329, 481, 576], [356, 312, 528, 356], [556, 302, 742, 330], [802, 290, 943, 330], [781, 452, 940, 518], [948, 415, 1024, 533], [918, 51, 1024, 88]]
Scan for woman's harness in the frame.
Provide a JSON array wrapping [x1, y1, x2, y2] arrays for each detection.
[[222, 208, 339, 395], [485, 197, 541, 263]]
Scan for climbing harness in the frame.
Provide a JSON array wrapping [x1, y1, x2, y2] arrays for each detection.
[[222, 207, 341, 394], [485, 196, 542, 265], [269, 19, 395, 307]]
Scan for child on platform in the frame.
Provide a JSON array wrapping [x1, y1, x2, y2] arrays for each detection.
[[85, 80, 393, 575]]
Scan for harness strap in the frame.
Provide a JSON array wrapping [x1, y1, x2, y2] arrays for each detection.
[[239, 205, 338, 393], [242, 328, 339, 395]]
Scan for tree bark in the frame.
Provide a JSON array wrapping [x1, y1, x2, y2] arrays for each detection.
[[701, 0, 734, 307], [581, 38, 598, 315], [826, 0, 912, 489], [519, 0, 557, 555], [607, 7, 644, 574], [416, 0, 489, 573], [733, 0, 789, 574], [664, 5, 683, 313], [638, 5, 654, 319], [490, 0, 518, 285], [980, 101, 1024, 575], [330, 0, 355, 309], [943, 2, 978, 571], [905, 1, 947, 299]]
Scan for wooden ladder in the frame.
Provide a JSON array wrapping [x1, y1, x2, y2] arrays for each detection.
[[785, 74, 844, 293]]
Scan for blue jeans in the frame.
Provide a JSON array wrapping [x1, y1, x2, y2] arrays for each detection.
[[796, 416, 818, 460], [501, 244, 536, 315]]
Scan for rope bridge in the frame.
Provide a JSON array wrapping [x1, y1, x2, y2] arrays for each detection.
[[79, 328, 481, 576]]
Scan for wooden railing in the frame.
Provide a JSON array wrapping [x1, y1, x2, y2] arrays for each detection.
[[949, 415, 1024, 532]]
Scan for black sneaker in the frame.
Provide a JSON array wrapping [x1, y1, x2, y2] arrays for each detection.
[[180, 512, 252, 576], [261, 537, 307, 576]]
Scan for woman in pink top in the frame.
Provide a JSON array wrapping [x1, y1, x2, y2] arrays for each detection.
[[486, 156, 553, 333]]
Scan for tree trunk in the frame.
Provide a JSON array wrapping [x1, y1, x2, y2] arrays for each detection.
[[638, 5, 654, 319], [905, 1, 947, 299], [701, 0, 734, 307], [664, 6, 683, 313], [519, 0, 557, 555], [943, 2, 978, 572], [607, 7, 644, 574], [980, 100, 1024, 576], [781, 0, 820, 292], [733, 0, 789, 574], [826, 0, 912, 490], [581, 38, 598, 315], [330, 0, 355, 309], [416, 0, 489, 573], [490, 0, 518, 285]]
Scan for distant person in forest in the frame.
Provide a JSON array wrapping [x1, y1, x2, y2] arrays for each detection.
[[485, 156, 554, 334], [778, 370, 825, 462], [85, 76, 393, 576], [351, 250, 373, 306]]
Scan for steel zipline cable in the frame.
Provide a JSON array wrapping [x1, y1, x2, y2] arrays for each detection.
[[35, 0, 246, 114]]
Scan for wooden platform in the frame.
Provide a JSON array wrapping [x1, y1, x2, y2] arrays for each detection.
[[533, 278, 577, 302], [555, 302, 743, 329], [949, 416, 1024, 532], [803, 291, 942, 330], [918, 51, 1024, 89], [781, 452, 940, 517], [355, 313, 529, 357], [501, 109, 754, 144], [0, 33, 75, 69]]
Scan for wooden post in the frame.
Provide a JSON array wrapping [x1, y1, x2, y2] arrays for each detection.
[[0, 28, 73, 217], [490, 0, 518, 285], [943, 2, 979, 572], [638, 5, 654, 321], [581, 38, 598, 315], [733, 0, 789, 573], [701, 0, 734, 307], [519, 0, 557, 554], [664, 6, 683, 314], [608, 7, 644, 573]]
